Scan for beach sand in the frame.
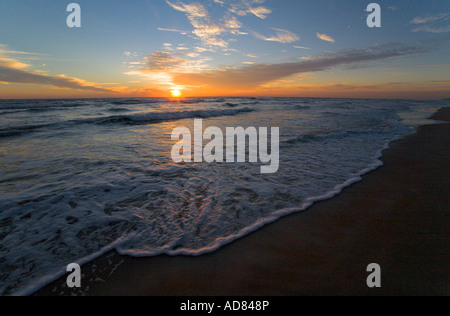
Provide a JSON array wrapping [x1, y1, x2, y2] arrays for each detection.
[[35, 107, 449, 296]]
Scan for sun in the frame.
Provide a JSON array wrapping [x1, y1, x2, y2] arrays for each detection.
[[171, 90, 182, 98]]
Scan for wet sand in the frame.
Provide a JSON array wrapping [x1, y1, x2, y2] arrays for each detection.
[[35, 107, 449, 296]]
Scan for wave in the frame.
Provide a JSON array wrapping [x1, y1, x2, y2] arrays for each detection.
[[113, 135, 396, 261], [179, 98, 207, 104], [72, 107, 255, 125], [109, 99, 165, 106], [0, 102, 86, 111], [282, 129, 387, 146], [294, 105, 311, 110], [3, 98, 436, 296], [107, 107, 133, 113], [0, 124, 54, 138], [0, 108, 255, 139], [0, 99, 162, 111], [222, 102, 240, 108], [211, 98, 227, 103], [12, 136, 395, 297], [0, 110, 24, 116], [111, 100, 144, 105]]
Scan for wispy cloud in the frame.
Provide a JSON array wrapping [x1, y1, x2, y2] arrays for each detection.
[[412, 25, 450, 33], [227, 0, 272, 19], [411, 13, 449, 24], [124, 51, 138, 57], [0, 44, 48, 56], [157, 27, 189, 35], [131, 50, 211, 73], [164, 0, 249, 49], [162, 0, 279, 51], [316, 33, 335, 43], [411, 13, 450, 33], [248, 5, 272, 19], [166, 0, 208, 19], [254, 28, 299, 43], [172, 42, 430, 90], [165, 0, 225, 48]]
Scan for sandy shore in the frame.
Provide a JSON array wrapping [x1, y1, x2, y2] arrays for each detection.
[[35, 107, 449, 296]]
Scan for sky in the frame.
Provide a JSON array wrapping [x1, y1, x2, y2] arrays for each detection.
[[0, 0, 449, 99]]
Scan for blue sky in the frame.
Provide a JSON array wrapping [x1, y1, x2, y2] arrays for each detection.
[[0, 0, 449, 98]]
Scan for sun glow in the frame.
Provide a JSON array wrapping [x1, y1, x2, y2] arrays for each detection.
[[171, 90, 182, 98]]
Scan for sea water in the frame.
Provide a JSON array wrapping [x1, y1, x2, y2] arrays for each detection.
[[0, 97, 446, 295]]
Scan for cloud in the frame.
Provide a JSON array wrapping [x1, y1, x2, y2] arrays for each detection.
[[172, 42, 430, 90], [425, 80, 450, 84], [0, 63, 115, 93], [164, 0, 250, 49], [0, 48, 117, 93], [0, 57, 30, 70], [411, 13, 449, 25], [166, 1, 208, 18], [412, 25, 450, 33], [124, 50, 212, 91], [160, 0, 279, 52], [142, 51, 187, 70], [224, 16, 242, 29], [165, 1, 227, 48], [157, 27, 189, 35], [0, 44, 48, 57], [266, 82, 407, 91], [411, 13, 450, 33], [228, 0, 272, 19], [124, 51, 138, 57], [254, 28, 299, 43], [317, 33, 335, 43], [195, 46, 215, 53], [248, 5, 272, 19]]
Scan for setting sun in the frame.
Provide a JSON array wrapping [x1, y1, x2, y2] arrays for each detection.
[[171, 90, 182, 98]]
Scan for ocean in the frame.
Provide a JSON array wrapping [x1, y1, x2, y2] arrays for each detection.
[[0, 97, 445, 295]]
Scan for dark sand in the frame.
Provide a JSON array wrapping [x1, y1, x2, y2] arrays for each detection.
[[35, 107, 449, 296]]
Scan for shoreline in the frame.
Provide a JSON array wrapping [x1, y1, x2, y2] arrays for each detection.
[[34, 107, 449, 296]]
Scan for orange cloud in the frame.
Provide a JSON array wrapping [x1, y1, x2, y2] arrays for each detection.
[[316, 33, 335, 43], [172, 43, 429, 90], [254, 28, 300, 43], [0, 48, 121, 94]]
